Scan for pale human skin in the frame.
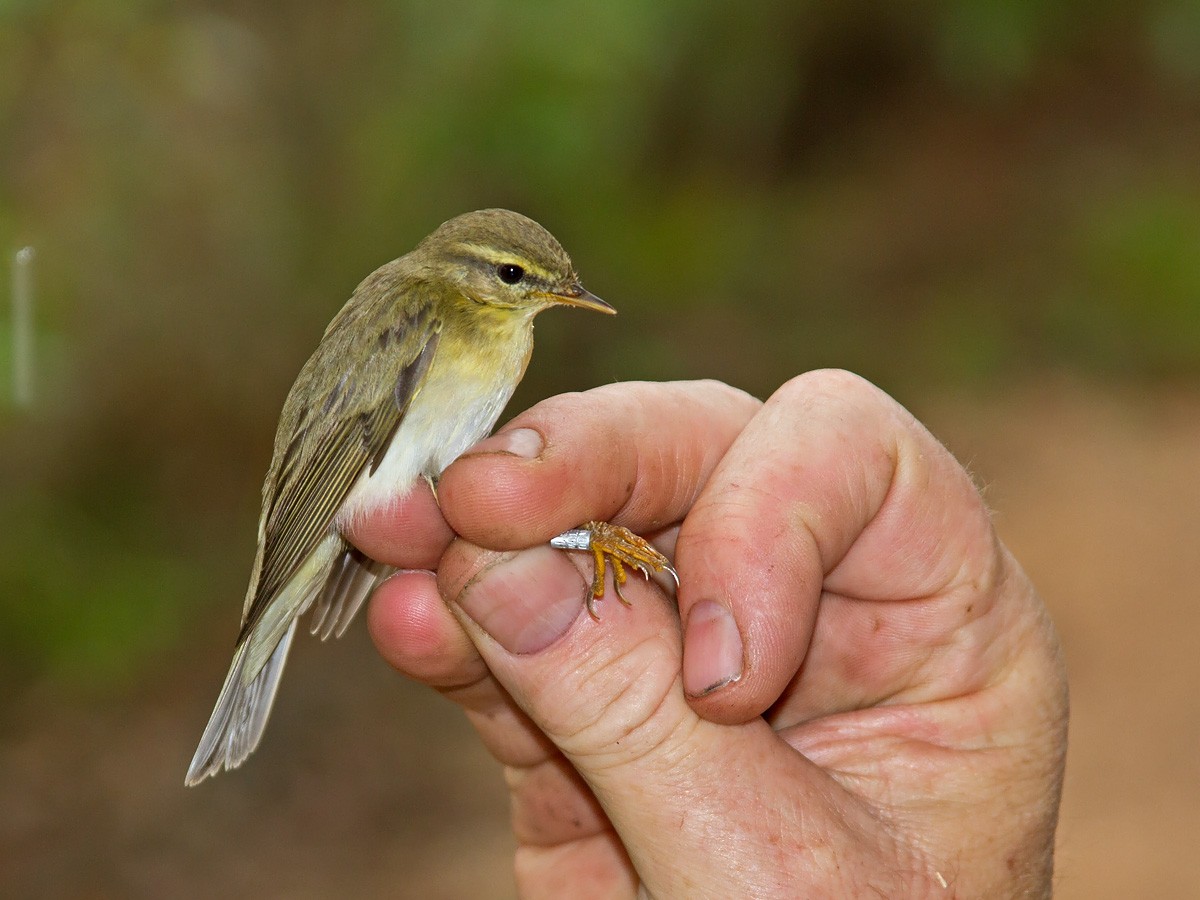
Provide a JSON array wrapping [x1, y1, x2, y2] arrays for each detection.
[[349, 371, 1069, 899]]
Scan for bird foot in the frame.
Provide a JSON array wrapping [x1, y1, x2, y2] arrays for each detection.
[[423, 473, 441, 507], [549, 521, 679, 619]]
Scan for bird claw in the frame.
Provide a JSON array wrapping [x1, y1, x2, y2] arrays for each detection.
[[549, 521, 678, 618]]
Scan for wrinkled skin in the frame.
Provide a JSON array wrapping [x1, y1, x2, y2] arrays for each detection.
[[350, 372, 1068, 899]]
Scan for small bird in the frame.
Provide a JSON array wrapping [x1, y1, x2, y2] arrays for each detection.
[[186, 209, 675, 785]]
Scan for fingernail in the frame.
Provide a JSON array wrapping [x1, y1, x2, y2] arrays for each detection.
[[683, 600, 743, 697], [464, 427, 544, 460], [454, 545, 583, 654]]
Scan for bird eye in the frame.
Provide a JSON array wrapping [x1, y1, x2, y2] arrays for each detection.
[[497, 263, 525, 285]]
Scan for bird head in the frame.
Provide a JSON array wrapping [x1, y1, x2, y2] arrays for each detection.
[[417, 209, 615, 315]]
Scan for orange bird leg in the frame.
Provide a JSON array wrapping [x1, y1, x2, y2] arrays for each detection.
[[610, 557, 632, 607], [551, 521, 679, 619], [588, 545, 607, 619]]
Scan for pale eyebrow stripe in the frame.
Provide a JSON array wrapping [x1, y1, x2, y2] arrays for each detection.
[[452, 242, 557, 283]]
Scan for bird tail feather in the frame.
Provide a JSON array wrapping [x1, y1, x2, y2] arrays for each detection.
[[185, 535, 390, 785], [185, 619, 297, 786], [310, 544, 394, 641]]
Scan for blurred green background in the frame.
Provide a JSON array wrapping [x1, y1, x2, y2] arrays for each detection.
[[2, 1, 1198, 897]]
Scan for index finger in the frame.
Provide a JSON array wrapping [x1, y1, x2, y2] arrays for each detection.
[[435, 380, 762, 547]]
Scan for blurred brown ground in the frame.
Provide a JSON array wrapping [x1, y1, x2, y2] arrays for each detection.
[[0, 379, 1196, 898]]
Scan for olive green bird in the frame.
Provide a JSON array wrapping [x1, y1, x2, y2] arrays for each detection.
[[186, 209, 675, 785]]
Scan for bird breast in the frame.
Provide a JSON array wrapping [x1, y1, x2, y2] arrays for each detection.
[[337, 326, 532, 526]]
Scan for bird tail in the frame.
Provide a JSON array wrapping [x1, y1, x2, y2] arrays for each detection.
[[185, 618, 298, 786], [185, 537, 391, 785]]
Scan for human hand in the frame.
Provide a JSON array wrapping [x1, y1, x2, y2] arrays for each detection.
[[351, 373, 1068, 898]]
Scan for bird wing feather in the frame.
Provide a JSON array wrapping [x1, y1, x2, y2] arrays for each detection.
[[237, 295, 442, 642]]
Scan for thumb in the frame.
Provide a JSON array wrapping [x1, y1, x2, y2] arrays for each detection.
[[438, 539, 885, 897]]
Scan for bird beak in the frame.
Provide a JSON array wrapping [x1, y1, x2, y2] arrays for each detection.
[[546, 283, 616, 315]]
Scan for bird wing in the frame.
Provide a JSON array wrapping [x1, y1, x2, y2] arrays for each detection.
[[237, 300, 442, 642]]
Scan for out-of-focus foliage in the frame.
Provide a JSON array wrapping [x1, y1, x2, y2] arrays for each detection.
[[2, 0, 1199, 684]]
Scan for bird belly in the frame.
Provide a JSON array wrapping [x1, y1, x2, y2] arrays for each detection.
[[337, 368, 518, 526]]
